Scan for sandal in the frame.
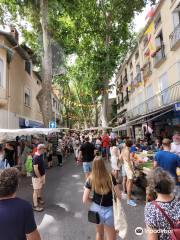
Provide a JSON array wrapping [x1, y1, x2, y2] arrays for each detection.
[[33, 206, 44, 212], [38, 198, 45, 205]]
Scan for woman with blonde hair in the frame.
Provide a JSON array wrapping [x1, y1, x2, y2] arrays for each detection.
[[83, 156, 121, 240]]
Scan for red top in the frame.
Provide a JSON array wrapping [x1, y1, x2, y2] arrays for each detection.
[[101, 135, 110, 148], [32, 147, 37, 156]]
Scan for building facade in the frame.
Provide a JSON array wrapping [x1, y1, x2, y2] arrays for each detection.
[[0, 28, 60, 129], [115, 0, 180, 139]]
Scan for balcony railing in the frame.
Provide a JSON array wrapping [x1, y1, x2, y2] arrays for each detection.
[[142, 61, 152, 78], [170, 23, 180, 50], [153, 45, 166, 68], [126, 81, 180, 120]]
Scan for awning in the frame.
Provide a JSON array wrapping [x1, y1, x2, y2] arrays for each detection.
[[127, 105, 172, 126], [83, 127, 112, 131], [141, 108, 173, 124]]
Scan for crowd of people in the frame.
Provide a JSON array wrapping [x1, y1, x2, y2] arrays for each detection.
[[0, 128, 179, 240], [80, 129, 180, 240]]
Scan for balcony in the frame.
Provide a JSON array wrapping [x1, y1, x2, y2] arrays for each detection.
[[142, 61, 152, 78], [126, 81, 180, 120], [152, 45, 166, 68], [170, 24, 180, 50], [123, 75, 128, 85]]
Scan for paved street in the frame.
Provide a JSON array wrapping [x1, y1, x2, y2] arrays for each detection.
[[17, 156, 147, 240]]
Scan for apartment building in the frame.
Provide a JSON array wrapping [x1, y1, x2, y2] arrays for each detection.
[[0, 27, 60, 129], [115, 0, 180, 139]]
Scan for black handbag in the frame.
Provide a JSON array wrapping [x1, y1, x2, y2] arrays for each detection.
[[88, 210, 100, 224], [88, 195, 103, 224]]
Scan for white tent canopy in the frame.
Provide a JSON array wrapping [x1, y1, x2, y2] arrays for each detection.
[[0, 128, 69, 143], [112, 124, 127, 132], [83, 127, 112, 132]]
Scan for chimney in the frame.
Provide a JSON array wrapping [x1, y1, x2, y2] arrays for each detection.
[[10, 26, 19, 43]]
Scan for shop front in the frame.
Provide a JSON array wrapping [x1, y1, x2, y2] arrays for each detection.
[[128, 103, 180, 141], [19, 118, 44, 129]]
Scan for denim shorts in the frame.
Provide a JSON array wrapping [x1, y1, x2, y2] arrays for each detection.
[[90, 202, 114, 226], [83, 162, 92, 173]]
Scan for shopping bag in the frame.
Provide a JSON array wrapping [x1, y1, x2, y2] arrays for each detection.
[[111, 175, 128, 239], [113, 197, 128, 239]]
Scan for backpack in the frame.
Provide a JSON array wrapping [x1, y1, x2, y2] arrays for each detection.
[[152, 201, 180, 240], [25, 155, 33, 173]]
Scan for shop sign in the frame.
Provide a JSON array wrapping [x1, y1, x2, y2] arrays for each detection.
[[49, 121, 56, 129], [174, 103, 180, 112], [25, 119, 29, 127]]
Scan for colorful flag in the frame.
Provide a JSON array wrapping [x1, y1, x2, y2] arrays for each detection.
[[145, 8, 155, 20]]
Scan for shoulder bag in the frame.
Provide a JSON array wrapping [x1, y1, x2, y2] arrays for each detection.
[[111, 175, 128, 239], [152, 201, 180, 240], [88, 194, 103, 224]]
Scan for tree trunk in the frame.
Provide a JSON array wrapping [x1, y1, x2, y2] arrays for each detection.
[[101, 92, 108, 127], [37, 0, 53, 127], [100, 4, 112, 128], [95, 105, 98, 127], [92, 96, 98, 127]]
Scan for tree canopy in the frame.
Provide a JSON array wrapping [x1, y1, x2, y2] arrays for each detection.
[[0, 0, 157, 127]]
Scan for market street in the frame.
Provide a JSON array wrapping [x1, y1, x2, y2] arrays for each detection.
[[17, 156, 147, 240]]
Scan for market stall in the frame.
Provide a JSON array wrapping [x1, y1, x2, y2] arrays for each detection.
[[133, 151, 155, 189], [0, 128, 66, 143]]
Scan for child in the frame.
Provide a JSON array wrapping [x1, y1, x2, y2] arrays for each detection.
[[25, 149, 33, 177]]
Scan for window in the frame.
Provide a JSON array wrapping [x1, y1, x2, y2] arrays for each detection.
[[25, 61, 32, 75], [0, 58, 4, 87], [136, 64, 141, 74], [130, 62, 133, 69], [154, 13, 161, 30], [24, 88, 31, 107], [135, 51, 139, 60], [172, 4, 180, 27], [159, 72, 169, 104], [146, 84, 154, 110], [155, 31, 164, 48]]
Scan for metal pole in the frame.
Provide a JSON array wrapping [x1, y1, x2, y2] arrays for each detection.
[[7, 63, 10, 129]]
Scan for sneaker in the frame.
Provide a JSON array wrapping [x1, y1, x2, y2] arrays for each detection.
[[127, 199, 137, 207]]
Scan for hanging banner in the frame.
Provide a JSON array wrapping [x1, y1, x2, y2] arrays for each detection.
[[144, 22, 155, 58]]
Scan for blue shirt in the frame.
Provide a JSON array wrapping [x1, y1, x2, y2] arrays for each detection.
[[155, 150, 180, 183], [130, 146, 137, 153], [0, 198, 36, 240]]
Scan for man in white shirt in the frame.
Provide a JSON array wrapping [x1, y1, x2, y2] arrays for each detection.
[[171, 130, 180, 157]]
